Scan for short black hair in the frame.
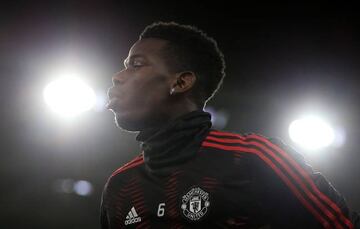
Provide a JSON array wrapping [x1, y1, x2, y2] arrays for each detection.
[[139, 21, 226, 107]]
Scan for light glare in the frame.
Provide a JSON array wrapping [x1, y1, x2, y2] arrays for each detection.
[[43, 77, 96, 118], [289, 116, 335, 150]]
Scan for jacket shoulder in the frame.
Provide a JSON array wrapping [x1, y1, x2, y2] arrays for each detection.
[[201, 129, 267, 154], [109, 153, 144, 180], [203, 129, 301, 157]]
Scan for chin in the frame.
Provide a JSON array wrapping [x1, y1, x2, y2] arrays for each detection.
[[114, 112, 144, 132]]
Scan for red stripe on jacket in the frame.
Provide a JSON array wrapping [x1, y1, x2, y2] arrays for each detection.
[[110, 154, 144, 179]]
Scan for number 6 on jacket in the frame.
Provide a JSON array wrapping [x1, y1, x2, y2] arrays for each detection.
[[157, 203, 165, 217]]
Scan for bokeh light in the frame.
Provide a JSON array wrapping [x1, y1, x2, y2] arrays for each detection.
[[74, 180, 93, 196], [53, 179, 93, 197]]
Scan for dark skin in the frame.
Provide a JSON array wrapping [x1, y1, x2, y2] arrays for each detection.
[[107, 38, 198, 131]]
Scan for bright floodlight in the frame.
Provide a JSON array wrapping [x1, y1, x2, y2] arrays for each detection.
[[289, 116, 335, 150], [43, 77, 96, 118]]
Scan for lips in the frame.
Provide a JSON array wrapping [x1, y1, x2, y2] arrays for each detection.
[[107, 87, 122, 111], [106, 97, 120, 110]]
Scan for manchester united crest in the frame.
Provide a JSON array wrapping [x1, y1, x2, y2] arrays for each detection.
[[181, 187, 210, 221]]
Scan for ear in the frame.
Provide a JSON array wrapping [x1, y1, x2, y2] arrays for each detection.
[[170, 71, 197, 95]]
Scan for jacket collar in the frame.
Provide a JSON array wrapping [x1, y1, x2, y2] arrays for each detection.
[[136, 110, 212, 172]]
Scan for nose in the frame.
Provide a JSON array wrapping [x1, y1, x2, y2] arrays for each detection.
[[112, 70, 126, 86]]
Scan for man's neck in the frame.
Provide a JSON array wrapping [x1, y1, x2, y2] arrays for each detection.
[[160, 99, 200, 128]]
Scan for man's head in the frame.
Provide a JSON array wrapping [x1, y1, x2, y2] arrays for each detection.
[[107, 22, 225, 131]]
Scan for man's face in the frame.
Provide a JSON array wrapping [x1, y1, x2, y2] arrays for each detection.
[[107, 38, 175, 131]]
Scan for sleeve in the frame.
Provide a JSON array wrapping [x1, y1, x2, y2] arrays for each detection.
[[250, 135, 359, 228]]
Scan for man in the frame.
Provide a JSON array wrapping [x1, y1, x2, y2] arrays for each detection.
[[101, 22, 359, 228]]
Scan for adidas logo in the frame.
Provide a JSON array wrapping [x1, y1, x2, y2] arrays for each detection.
[[124, 206, 142, 225]]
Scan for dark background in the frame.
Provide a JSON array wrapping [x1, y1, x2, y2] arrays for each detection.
[[1, 1, 359, 228]]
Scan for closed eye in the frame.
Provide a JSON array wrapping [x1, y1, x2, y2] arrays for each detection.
[[123, 55, 147, 70], [132, 60, 143, 68]]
